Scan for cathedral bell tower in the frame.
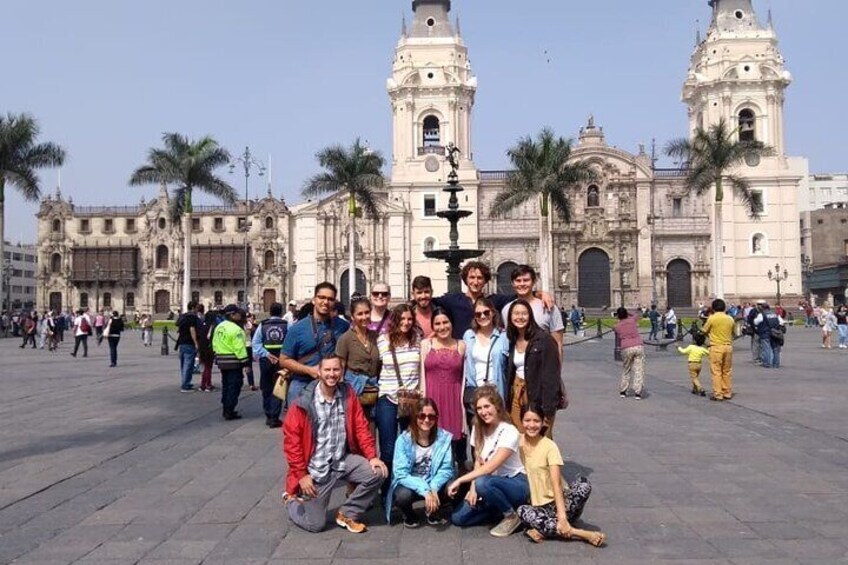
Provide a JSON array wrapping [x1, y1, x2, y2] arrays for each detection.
[[683, 0, 792, 156], [387, 0, 478, 183]]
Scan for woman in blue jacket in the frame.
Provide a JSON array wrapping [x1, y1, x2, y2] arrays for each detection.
[[462, 296, 508, 400], [386, 398, 455, 527]]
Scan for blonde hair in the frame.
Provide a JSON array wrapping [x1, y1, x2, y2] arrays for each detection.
[[472, 385, 509, 455]]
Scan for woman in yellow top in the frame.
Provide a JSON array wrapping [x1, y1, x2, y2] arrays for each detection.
[[516, 406, 606, 546], [677, 332, 709, 396]]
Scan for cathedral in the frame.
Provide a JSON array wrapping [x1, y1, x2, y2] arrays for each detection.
[[36, 0, 806, 315]]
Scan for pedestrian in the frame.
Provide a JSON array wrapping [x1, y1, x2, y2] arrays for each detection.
[[753, 303, 785, 368], [243, 313, 258, 391], [211, 305, 250, 420], [279, 282, 349, 406], [176, 301, 201, 392], [140, 313, 153, 347], [70, 309, 92, 357], [835, 304, 848, 349], [702, 299, 736, 401], [385, 397, 455, 527], [336, 296, 380, 396], [505, 299, 564, 435], [677, 332, 708, 396], [20, 313, 37, 349], [819, 306, 836, 349], [569, 305, 582, 337], [282, 355, 387, 534], [104, 311, 124, 367], [516, 405, 606, 547], [198, 310, 217, 392], [664, 306, 677, 339], [94, 311, 105, 344], [448, 385, 530, 537], [421, 308, 467, 473], [54, 311, 66, 343], [613, 307, 646, 400], [746, 301, 764, 365], [375, 304, 421, 492], [42, 312, 57, 351], [253, 302, 288, 428], [282, 300, 297, 327], [647, 304, 660, 341]]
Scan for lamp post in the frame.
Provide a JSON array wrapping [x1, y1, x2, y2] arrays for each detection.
[[768, 263, 789, 306], [2, 260, 11, 312], [230, 147, 265, 310], [92, 261, 104, 312], [801, 255, 814, 303]]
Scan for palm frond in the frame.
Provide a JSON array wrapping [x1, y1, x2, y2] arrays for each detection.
[[0, 113, 65, 201], [726, 174, 761, 220], [2, 167, 41, 201], [548, 190, 572, 223]]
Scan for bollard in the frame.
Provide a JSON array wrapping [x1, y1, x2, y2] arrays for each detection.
[[689, 321, 699, 342], [614, 332, 622, 361], [161, 327, 170, 356], [596, 319, 603, 339], [676, 321, 684, 342]]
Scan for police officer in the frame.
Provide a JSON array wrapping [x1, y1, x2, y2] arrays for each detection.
[[212, 305, 249, 420], [252, 302, 288, 428]]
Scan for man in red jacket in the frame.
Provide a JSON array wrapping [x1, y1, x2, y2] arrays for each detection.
[[283, 355, 387, 533]]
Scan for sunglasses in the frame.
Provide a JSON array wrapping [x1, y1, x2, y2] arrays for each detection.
[[371, 291, 390, 298], [417, 413, 437, 422], [474, 310, 492, 319]]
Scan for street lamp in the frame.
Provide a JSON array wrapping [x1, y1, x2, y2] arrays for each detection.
[[92, 261, 104, 312], [229, 146, 265, 310], [768, 263, 789, 306], [2, 260, 11, 312]]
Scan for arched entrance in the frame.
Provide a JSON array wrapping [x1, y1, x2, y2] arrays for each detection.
[[49, 292, 62, 312], [154, 290, 171, 315], [578, 249, 611, 308], [496, 262, 519, 294], [263, 289, 277, 312], [666, 259, 692, 308], [339, 269, 367, 308]]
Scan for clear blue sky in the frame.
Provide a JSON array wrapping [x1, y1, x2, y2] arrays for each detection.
[[3, 0, 845, 242]]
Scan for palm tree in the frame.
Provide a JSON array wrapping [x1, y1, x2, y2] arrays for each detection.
[[490, 128, 596, 292], [0, 113, 66, 310], [302, 139, 386, 301], [665, 118, 774, 298], [129, 133, 235, 311]]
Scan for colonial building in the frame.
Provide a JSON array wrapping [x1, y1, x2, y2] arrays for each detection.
[[36, 0, 808, 315]]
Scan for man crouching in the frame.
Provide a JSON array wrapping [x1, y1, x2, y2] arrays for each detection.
[[283, 354, 387, 533]]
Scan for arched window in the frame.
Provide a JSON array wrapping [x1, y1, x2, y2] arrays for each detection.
[[80, 292, 89, 308], [423, 237, 436, 254], [155, 245, 169, 269], [214, 290, 223, 306], [265, 216, 274, 229], [751, 233, 767, 256], [191, 290, 200, 304], [264, 250, 275, 270], [739, 109, 756, 142], [157, 217, 167, 230], [51, 253, 62, 274], [52, 219, 61, 233], [126, 292, 135, 308], [587, 185, 600, 208], [103, 292, 112, 308], [423, 115, 441, 148]]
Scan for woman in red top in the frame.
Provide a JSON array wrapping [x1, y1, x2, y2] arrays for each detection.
[[613, 307, 645, 399]]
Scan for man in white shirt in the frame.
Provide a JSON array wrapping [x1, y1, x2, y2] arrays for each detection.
[[283, 301, 297, 326], [71, 309, 93, 357], [665, 307, 677, 339], [501, 265, 564, 356]]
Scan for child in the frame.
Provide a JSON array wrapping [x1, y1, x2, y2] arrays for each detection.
[[677, 333, 709, 396]]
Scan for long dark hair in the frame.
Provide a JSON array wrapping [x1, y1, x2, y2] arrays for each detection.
[[410, 397, 439, 446], [505, 298, 540, 342], [388, 303, 419, 348]]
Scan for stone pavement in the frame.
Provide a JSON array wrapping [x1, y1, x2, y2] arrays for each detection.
[[0, 327, 846, 564]]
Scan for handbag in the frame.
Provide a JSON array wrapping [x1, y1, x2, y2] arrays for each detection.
[[359, 385, 380, 407], [273, 369, 290, 401], [463, 334, 499, 410], [391, 345, 419, 419]]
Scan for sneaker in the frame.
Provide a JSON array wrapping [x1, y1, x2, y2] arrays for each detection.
[[403, 517, 424, 529], [426, 514, 448, 527], [336, 511, 367, 534], [619, 391, 627, 398], [634, 393, 642, 400], [180, 387, 195, 393], [490, 514, 521, 538], [699, 390, 707, 397]]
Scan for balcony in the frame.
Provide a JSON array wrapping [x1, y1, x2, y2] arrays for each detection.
[[417, 146, 446, 156]]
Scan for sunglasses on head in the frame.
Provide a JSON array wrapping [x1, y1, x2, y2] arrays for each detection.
[[417, 413, 437, 422], [474, 310, 492, 319], [371, 291, 390, 298]]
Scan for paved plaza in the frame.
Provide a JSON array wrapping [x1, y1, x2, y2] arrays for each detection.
[[0, 327, 847, 565]]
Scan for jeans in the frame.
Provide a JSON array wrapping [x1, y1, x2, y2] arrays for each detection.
[[649, 321, 659, 341], [666, 323, 676, 339], [760, 337, 774, 368], [179, 345, 197, 390], [451, 474, 531, 527], [259, 358, 283, 421], [141, 328, 152, 346], [838, 324, 848, 347], [772, 343, 782, 369], [221, 368, 243, 415], [287, 375, 314, 407], [374, 396, 410, 492], [72, 335, 88, 356], [393, 485, 450, 522], [344, 370, 379, 396], [107, 336, 120, 366], [751, 335, 761, 364], [571, 321, 581, 336]]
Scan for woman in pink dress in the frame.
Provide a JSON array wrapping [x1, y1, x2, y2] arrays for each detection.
[[421, 308, 467, 472]]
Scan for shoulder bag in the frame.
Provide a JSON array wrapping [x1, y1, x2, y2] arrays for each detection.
[[463, 334, 498, 410], [391, 343, 420, 419], [273, 316, 335, 401]]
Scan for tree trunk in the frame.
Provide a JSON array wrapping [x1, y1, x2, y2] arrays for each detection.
[[348, 191, 356, 302], [182, 189, 192, 311], [539, 194, 551, 293], [0, 178, 5, 311], [713, 178, 724, 299]]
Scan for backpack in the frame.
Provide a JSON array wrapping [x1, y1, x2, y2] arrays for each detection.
[[768, 316, 785, 346], [79, 317, 91, 334]]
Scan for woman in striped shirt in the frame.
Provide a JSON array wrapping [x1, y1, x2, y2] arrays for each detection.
[[375, 304, 422, 491]]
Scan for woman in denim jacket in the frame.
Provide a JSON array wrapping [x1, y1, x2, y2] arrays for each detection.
[[462, 296, 508, 400], [386, 398, 455, 527]]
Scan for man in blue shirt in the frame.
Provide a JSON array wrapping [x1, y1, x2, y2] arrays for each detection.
[[253, 302, 288, 428], [279, 282, 350, 406]]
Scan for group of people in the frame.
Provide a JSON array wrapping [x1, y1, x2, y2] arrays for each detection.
[[806, 303, 848, 350], [261, 262, 605, 544]]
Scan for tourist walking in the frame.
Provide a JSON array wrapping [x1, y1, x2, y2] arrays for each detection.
[[647, 304, 661, 341], [677, 332, 708, 396], [448, 386, 530, 537], [835, 304, 848, 349], [336, 296, 380, 396], [613, 307, 646, 399], [176, 302, 201, 392], [569, 305, 582, 336], [375, 304, 421, 491], [19, 313, 37, 349], [94, 311, 105, 344], [252, 302, 288, 428], [104, 311, 124, 367], [747, 301, 764, 365], [702, 299, 736, 401], [664, 306, 677, 339], [516, 406, 605, 547], [505, 299, 564, 434], [385, 398, 455, 527], [820, 306, 837, 349], [198, 309, 217, 392], [282, 355, 387, 534], [421, 308, 466, 471], [70, 309, 92, 357], [140, 313, 153, 347], [211, 305, 249, 420], [243, 313, 258, 391]]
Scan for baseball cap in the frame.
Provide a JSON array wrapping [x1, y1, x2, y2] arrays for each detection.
[[222, 304, 241, 315]]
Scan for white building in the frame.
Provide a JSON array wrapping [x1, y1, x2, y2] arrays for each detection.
[[3, 242, 38, 312]]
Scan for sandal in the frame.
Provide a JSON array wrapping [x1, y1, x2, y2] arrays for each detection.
[[525, 528, 544, 544], [589, 531, 607, 547]]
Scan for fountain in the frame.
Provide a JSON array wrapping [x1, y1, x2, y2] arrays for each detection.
[[424, 144, 484, 293]]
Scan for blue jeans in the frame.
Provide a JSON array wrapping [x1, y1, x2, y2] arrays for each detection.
[[259, 358, 283, 421], [344, 370, 379, 396], [374, 396, 410, 492], [286, 375, 313, 407], [760, 338, 774, 368], [666, 324, 677, 339], [179, 345, 196, 389], [649, 321, 659, 341], [838, 325, 848, 347], [772, 344, 782, 369], [451, 474, 531, 526], [107, 336, 120, 366]]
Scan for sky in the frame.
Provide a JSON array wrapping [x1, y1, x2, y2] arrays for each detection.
[[3, 0, 846, 242]]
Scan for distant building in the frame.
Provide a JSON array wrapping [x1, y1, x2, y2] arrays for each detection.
[[805, 205, 848, 305], [2, 242, 38, 312], [799, 174, 848, 263]]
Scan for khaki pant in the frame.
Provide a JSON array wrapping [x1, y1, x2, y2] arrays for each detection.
[[620, 346, 645, 395], [688, 362, 704, 392], [510, 379, 555, 438], [709, 344, 734, 399]]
